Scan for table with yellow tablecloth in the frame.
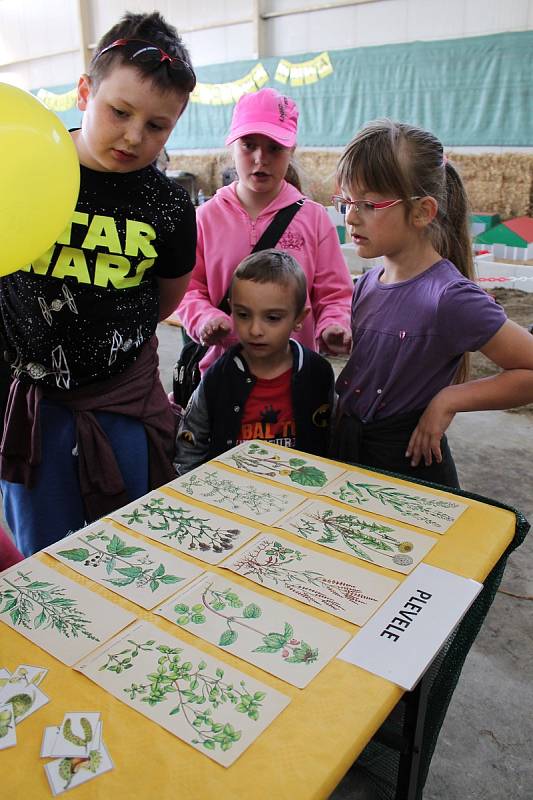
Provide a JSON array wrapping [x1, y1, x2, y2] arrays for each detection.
[[0, 453, 524, 800]]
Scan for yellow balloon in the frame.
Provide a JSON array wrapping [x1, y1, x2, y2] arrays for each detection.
[[0, 82, 80, 276]]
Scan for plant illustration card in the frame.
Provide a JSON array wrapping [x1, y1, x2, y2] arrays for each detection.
[[48, 713, 102, 757], [8, 664, 48, 687], [214, 441, 346, 493], [76, 620, 290, 767], [44, 742, 113, 796], [0, 679, 49, 724], [167, 464, 305, 527], [337, 563, 482, 690], [0, 703, 16, 749], [46, 522, 203, 610], [221, 534, 399, 626], [324, 471, 468, 533], [155, 573, 351, 688], [110, 489, 260, 565], [0, 558, 136, 666], [278, 499, 437, 574]]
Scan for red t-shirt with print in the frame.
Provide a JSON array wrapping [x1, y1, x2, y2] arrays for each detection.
[[237, 367, 295, 448]]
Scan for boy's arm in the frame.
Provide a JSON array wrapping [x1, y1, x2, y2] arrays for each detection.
[[158, 273, 193, 321], [174, 381, 211, 475]]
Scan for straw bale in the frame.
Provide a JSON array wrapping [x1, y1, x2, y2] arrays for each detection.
[[167, 150, 533, 216], [447, 152, 533, 217]]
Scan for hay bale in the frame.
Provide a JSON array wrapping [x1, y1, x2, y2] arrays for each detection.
[[167, 150, 533, 215]]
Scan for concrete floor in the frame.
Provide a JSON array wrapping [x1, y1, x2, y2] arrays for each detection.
[[156, 323, 533, 800]]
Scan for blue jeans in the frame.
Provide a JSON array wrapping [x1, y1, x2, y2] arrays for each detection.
[[2, 400, 149, 557]]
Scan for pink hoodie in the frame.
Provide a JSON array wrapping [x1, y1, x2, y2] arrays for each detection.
[[177, 181, 353, 372]]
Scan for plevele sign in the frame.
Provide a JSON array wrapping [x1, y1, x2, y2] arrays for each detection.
[[337, 563, 482, 690]]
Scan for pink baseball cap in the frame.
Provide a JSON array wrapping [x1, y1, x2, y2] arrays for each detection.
[[225, 88, 299, 147]]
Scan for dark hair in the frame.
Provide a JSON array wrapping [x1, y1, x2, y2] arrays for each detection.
[[89, 12, 194, 95], [336, 119, 474, 281], [285, 162, 302, 192], [230, 249, 307, 315]]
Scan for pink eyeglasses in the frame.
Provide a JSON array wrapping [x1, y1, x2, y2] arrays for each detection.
[[332, 196, 421, 216]]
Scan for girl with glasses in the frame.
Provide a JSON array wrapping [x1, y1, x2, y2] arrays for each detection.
[[330, 119, 533, 486]]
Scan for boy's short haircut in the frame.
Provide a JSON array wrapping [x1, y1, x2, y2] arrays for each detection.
[[231, 249, 307, 315], [89, 11, 195, 95]]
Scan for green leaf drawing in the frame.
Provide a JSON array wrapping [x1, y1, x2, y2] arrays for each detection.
[[0, 571, 99, 641], [99, 638, 266, 752], [242, 603, 261, 619], [288, 458, 307, 467], [57, 548, 90, 562], [115, 566, 143, 578], [290, 466, 327, 487], [218, 629, 238, 647]]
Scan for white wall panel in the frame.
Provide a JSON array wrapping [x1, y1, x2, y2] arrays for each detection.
[[407, 0, 466, 42], [355, 0, 408, 46], [463, 0, 530, 35], [0, 0, 78, 66], [1, 0, 533, 88]]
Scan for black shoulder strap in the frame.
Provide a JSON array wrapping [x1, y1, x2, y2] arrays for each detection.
[[218, 199, 304, 314], [251, 200, 304, 253]]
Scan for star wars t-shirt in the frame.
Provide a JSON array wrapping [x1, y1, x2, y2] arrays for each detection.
[[237, 367, 296, 447], [0, 163, 196, 389]]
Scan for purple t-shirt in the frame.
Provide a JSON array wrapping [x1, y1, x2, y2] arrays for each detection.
[[336, 260, 507, 421]]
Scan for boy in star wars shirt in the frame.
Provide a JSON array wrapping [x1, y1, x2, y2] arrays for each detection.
[[174, 250, 334, 475], [0, 12, 197, 555]]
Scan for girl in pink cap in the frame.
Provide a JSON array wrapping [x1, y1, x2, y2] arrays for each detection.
[[177, 87, 353, 373]]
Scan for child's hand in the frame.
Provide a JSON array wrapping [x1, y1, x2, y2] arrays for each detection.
[[405, 393, 456, 467], [321, 325, 352, 355], [200, 317, 232, 345]]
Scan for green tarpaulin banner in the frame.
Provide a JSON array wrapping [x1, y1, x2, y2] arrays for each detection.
[[37, 30, 533, 149]]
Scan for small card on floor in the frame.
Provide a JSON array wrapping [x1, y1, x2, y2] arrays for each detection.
[[0, 702, 17, 750], [0, 680, 49, 725], [41, 726, 61, 757], [48, 713, 102, 757], [44, 742, 113, 795], [10, 664, 48, 687]]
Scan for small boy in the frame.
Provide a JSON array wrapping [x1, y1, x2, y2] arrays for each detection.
[[174, 250, 334, 474], [0, 12, 197, 556]]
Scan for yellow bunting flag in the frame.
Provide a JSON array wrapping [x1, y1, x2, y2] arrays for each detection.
[[190, 63, 269, 105], [275, 52, 333, 86], [37, 87, 78, 112]]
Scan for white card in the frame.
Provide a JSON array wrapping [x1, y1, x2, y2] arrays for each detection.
[[76, 620, 291, 768], [278, 499, 437, 573], [44, 742, 113, 795], [324, 471, 468, 533], [337, 563, 482, 690], [167, 464, 305, 526], [0, 703, 16, 749], [0, 668, 11, 690], [49, 713, 102, 757], [0, 558, 136, 666], [0, 681, 49, 724], [110, 489, 260, 565], [9, 664, 48, 687], [46, 522, 203, 610], [41, 725, 61, 757], [156, 573, 351, 688], [214, 441, 346, 493], [221, 533, 399, 626]]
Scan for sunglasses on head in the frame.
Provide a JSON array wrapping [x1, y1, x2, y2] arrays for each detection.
[[94, 38, 196, 91]]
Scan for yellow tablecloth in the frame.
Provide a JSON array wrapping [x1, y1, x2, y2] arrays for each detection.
[[0, 459, 515, 800]]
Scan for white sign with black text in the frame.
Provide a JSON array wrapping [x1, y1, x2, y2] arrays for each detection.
[[337, 563, 483, 690]]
